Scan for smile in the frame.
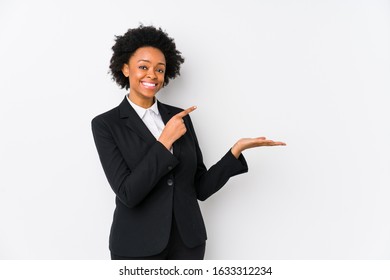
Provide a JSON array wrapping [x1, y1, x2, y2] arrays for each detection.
[[141, 81, 158, 88]]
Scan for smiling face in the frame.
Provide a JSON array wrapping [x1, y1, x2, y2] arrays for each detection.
[[122, 46, 166, 108]]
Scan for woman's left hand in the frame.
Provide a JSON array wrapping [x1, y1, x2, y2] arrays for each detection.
[[231, 137, 286, 158]]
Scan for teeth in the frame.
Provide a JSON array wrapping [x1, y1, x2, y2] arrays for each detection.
[[142, 82, 156, 87]]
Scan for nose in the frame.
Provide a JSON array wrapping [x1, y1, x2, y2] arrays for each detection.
[[146, 68, 157, 79]]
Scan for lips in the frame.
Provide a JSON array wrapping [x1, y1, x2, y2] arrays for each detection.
[[141, 81, 158, 88]]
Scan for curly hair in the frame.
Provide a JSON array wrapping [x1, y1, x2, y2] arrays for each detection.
[[109, 25, 185, 90]]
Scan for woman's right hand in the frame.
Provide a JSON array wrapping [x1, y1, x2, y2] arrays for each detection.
[[158, 106, 197, 150]]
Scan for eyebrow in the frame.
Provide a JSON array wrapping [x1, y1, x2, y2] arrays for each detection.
[[137, 59, 166, 66]]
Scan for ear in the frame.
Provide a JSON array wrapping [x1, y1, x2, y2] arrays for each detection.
[[121, 64, 129, 77]]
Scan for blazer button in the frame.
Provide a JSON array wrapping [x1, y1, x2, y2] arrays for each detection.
[[168, 166, 173, 171], [167, 179, 174, 186]]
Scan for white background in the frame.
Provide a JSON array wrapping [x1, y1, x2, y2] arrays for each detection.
[[0, 0, 389, 260]]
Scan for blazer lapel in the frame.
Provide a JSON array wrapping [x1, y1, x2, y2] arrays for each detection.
[[118, 97, 182, 156], [118, 97, 156, 145], [158, 101, 181, 158]]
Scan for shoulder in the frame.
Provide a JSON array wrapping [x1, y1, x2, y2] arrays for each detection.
[[92, 97, 130, 126], [91, 98, 128, 136], [91, 106, 119, 127]]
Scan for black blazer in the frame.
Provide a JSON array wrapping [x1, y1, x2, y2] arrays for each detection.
[[91, 97, 248, 257]]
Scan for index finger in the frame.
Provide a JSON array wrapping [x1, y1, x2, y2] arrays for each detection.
[[177, 106, 197, 117]]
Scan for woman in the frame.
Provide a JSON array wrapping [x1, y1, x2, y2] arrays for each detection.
[[91, 25, 285, 260]]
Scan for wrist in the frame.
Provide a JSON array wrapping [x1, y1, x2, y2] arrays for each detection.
[[158, 137, 173, 151], [231, 142, 243, 159]]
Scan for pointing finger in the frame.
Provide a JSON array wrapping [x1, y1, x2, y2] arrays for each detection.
[[177, 106, 197, 117]]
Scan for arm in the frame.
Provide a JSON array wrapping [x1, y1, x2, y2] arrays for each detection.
[[186, 117, 286, 201], [91, 117, 179, 208], [186, 116, 249, 201], [156, 106, 286, 201]]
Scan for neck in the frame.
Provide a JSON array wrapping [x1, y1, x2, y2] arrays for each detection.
[[128, 93, 154, 109]]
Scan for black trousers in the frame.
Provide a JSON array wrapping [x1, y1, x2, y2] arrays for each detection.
[[111, 217, 206, 260]]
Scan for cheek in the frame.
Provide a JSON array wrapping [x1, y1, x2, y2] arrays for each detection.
[[160, 73, 165, 83], [129, 71, 144, 85], [132, 69, 144, 78], [159, 76, 165, 88]]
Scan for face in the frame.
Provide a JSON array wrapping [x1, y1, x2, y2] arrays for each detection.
[[122, 46, 166, 108]]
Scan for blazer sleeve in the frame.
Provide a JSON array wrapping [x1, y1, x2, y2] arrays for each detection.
[[91, 116, 180, 208], [186, 116, 249, 201]]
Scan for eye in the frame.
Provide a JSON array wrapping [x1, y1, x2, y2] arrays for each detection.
[[138, 65, 147, 70], [157, 69, 165, 73]]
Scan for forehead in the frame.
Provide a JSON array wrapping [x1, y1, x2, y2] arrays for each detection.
[[130, 46, 166, 63]]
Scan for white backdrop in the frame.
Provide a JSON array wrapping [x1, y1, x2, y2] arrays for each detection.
[[0, 0, 389, 260]]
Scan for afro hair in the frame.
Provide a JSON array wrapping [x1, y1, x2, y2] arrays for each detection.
[[109, 25, 185, 90]]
